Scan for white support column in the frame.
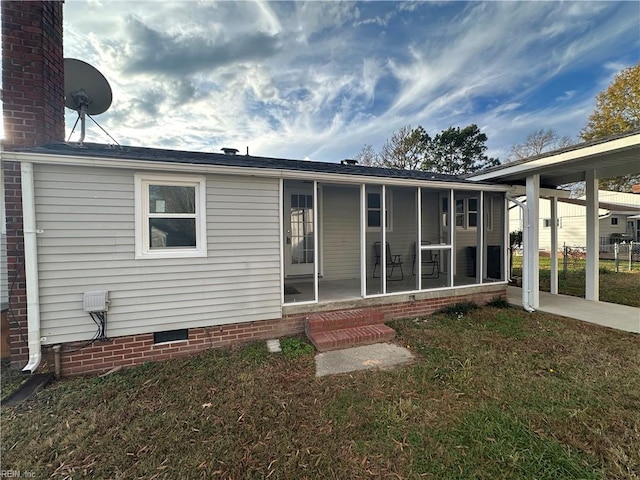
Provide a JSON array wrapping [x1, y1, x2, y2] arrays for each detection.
[[478, 191, 484, 283], [381, 185, 387, 295], [585, 170, 599, 301], [360, 184, 366, 298], [279, 179, 284, 306], [550, 196, 558, 295], [504, 196, 509, 282], [313, 180, 319, 302], [449, 190, 455, 287], [417, 187, 422, 289], [525, 175, 540, 309]]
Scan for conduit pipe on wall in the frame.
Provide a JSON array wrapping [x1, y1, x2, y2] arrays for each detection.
[[21, 162, 42, 373], [506, 193, 535, 313]]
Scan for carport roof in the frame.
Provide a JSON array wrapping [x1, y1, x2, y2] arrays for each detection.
[[468, 130, 640, 188]]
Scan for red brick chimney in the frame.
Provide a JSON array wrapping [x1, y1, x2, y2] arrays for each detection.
[[2, 0, 66, 367], [2, 1, 65, 148]]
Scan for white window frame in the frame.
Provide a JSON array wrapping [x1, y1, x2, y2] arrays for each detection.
[[467, 197, 478, 228], [135, 173, 207, 259], [610, 217, 618, 226], [455, 198, 465, 228], [455, 197, 478, 230], [366, 190, 393, 231]]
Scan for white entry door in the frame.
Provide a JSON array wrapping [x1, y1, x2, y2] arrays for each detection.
[[284, 188, 315, 276]]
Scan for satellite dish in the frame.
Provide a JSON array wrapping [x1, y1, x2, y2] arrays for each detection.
[[64, 58, 113, 143]]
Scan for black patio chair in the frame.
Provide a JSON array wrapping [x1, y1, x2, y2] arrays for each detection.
[[412, 241, 439, 279], [373, 241, 404, 281]]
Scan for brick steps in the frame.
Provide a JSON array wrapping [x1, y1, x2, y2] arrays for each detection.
[[305, 308, 395, 352]]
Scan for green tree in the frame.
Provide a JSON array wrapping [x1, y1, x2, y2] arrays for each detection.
[[422, 124, 499, 175], [581, 62, 640, 191], [581, 63, 640, 140], [353, 123, 498, 175]]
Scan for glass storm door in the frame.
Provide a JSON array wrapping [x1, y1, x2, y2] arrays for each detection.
[[285, 190, 315, 276]]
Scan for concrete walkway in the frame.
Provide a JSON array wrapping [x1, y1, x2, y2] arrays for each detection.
[[315, 343, 414, 377], [507, 286, 640, 333]]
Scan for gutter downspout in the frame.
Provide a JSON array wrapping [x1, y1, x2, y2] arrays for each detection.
[[506, 193, 535, 313], [21, 162, 42, 373]]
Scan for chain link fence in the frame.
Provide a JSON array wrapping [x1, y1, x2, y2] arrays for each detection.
[[562, 242, 638, 274], [509, 242, 639, 278]]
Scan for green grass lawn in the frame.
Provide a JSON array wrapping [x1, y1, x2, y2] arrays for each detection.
[[512, 256, 640, 307], [2, 305, 639, 479]]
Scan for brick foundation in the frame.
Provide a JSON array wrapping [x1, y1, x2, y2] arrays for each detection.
[[376, 289, 505, 319], [41, 316, 305, 377], [42, 288, 505, 377]]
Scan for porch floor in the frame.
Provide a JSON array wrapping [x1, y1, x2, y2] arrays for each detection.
[[285, 275, 500, 304]]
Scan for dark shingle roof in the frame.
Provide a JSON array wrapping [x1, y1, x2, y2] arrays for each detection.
[[18, 142, 475, 184]]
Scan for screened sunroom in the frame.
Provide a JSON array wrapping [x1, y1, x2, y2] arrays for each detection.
[[282, 179, 507, 305]]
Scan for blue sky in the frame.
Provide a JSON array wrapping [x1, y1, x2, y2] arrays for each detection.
[[58, 1, 639, 162]]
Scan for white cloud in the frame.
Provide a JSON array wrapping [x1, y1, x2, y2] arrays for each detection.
[[58, 1, 639, 163]]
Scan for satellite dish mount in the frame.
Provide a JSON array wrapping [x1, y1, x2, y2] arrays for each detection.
[[64, 58, 114, 145]]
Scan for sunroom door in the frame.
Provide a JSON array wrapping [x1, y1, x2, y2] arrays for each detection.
[[284, 187, 315, 276]]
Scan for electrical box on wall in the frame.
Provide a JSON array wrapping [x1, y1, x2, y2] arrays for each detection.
[[83, 290, 109, 312]]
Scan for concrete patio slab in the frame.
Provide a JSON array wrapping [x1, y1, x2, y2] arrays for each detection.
[[507, 286, 639, 333], [315, 342, 414, 377]]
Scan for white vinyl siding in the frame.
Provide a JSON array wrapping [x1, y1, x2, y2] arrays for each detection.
[[321, 186, 360, 280], [420, 191, 444, 243], [34, 164, 281, 345], [322, 187, 420, 281], [485, 197, 503, 246], [385, 188, 417, 268]]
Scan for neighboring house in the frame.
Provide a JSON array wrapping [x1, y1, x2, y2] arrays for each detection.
[[1, 2, 509, 376], [509, 190, 640, 250]]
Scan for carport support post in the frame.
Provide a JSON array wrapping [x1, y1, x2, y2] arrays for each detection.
[[585, 170, 599, 301], [525, 175, 540, 309], [550, 196, 558, 295]]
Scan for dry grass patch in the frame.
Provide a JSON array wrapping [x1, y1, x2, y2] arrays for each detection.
[[2, 314, 639, 479]]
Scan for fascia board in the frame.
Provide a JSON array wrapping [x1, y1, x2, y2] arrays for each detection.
[[509, 185, 571, 198], [469, 133, 640, 182], [1, 150, 513, 192]]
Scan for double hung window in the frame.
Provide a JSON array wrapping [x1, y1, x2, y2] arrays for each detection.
[[135, 174, 207, 258]]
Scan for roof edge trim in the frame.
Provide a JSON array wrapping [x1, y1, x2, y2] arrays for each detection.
[[1, 150, 512, 191]]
